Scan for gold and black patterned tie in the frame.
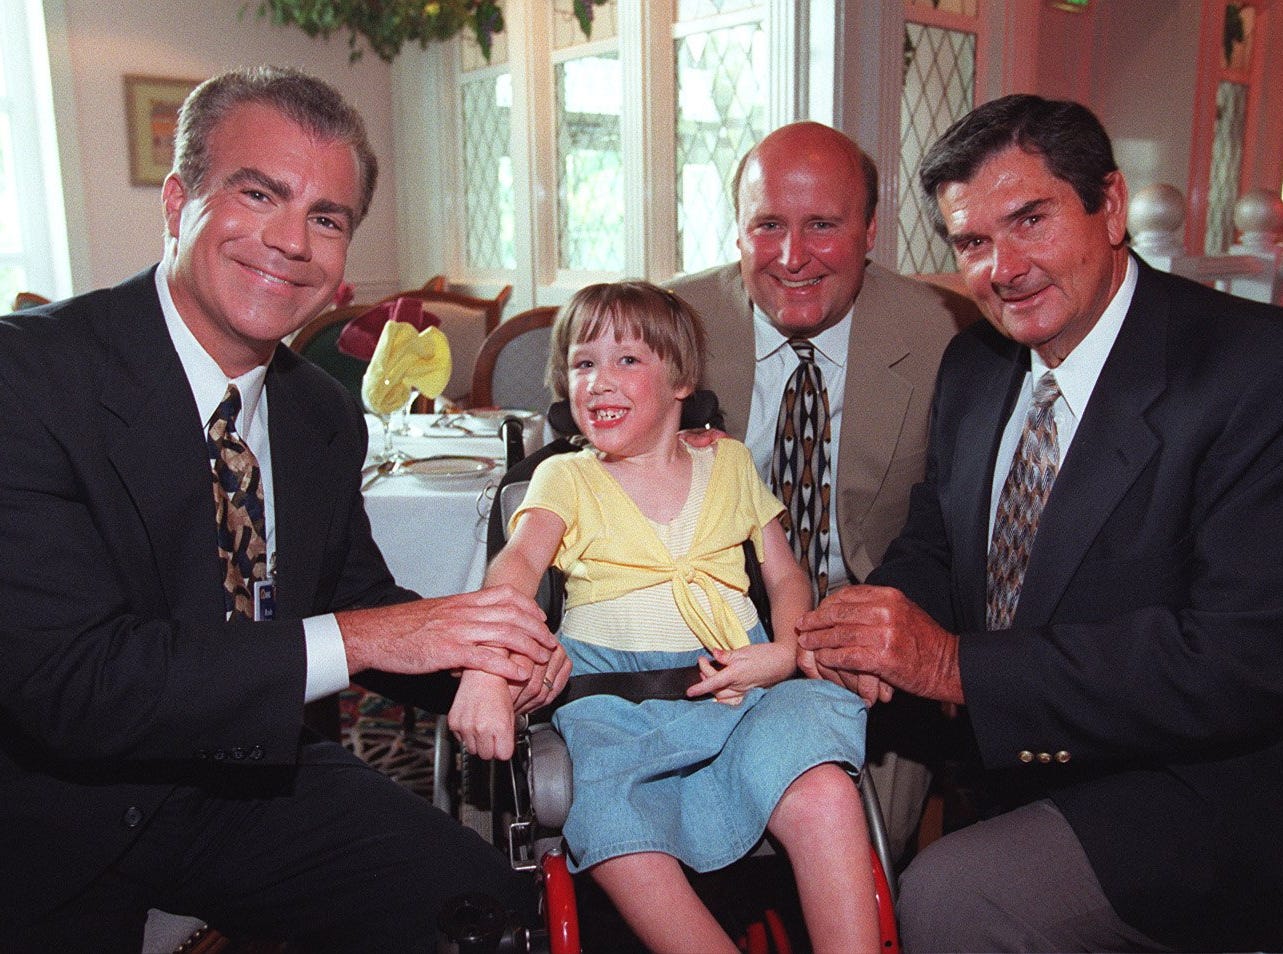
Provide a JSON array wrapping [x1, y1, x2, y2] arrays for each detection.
[[771, 339, 832, 600], [207, 384, 268, 622], [986, 372, 1061, 630]]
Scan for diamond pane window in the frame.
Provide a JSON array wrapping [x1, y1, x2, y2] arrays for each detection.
[[675, 12, 766, 273], [1204, 80, 1247, 254], [897, 22, 974, 274], [556, 54, 624, 271], [462, 72, 516, 270]]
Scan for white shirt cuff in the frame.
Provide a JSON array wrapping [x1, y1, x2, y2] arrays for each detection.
[[303, 614, 351, 702]]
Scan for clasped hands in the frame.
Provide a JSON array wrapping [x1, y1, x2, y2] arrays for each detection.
[[795, 584, 964, 707]]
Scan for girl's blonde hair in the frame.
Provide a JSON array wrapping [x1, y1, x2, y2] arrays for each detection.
[[547, 281, 707, 400]]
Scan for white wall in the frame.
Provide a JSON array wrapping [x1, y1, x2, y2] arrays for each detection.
[[1090, 0, 1202, 196], [56, 0, 400, 300]]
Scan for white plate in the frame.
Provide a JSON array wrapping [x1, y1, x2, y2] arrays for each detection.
[[401, 455, 497, 481]]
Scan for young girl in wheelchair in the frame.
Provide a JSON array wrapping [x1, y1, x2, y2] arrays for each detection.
[[450, 281, 878, 953]]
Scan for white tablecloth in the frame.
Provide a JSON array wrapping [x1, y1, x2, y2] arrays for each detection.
[[362, 412, 543, 598]]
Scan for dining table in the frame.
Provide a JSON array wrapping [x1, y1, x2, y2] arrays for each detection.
[[361, 410, 545, 598]]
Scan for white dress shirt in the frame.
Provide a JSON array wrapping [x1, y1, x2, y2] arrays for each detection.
[[744, 305, 853, 590], [156, 269, 350, 702], [988, 255, 1139, 541]]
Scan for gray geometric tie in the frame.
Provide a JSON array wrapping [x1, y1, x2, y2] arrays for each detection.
[[986, 372, 1061, 630], [771, 339, 832, 600], [207, 384, 268, 622]]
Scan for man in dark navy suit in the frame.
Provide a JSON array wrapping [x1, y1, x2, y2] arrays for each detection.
[[0, 66, 560, 952], [797, 95, 1283, 951]]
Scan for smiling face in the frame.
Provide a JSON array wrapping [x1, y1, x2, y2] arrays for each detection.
[[161, 101, 362, 376], [937, 145, 1129, 367], [736, 124, 876, 337], [567, 324, 691, 461]]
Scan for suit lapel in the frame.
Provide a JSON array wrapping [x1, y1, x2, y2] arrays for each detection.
[[1015, 266, 1166, 625], [268, 349, 342, 619], [98, 271, 225, 622], [838, 265, 915, 543], [705, 267, 755, 439]]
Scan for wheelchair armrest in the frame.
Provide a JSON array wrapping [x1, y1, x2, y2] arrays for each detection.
[[527, 722, 573, 830]]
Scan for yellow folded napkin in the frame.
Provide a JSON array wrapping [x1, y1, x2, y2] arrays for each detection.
[[361, 320, 452, 415]]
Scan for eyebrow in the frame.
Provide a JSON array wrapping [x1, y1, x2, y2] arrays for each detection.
[[224, 166, 355, 225], [947, 197, 1052, 246]]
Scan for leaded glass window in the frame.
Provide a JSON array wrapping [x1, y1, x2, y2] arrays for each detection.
[[460, 24, 515, 270], [556, 53, 624, 271], [674, 3, 766, 273], [1205, 80, 1247, 254], [898, 20, 974, 273]]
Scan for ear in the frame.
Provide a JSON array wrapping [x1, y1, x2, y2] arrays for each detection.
[[1101, 170, 1129, 246], [865, 212, 878, 254], [161, 173, 188, 239]]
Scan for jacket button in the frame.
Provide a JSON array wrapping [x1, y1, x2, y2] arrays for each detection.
[[1037, 752, 1052, 764], [1055, 750, 1071, 763], [123, 806, 144, 829], [196, 749, 210, 760], [231, 747, 246, 760], [249, 745, 264, 761], [1018, 750, 1034, 763], [213, 749, 227, 761]]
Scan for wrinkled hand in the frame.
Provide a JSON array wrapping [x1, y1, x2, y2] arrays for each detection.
[[796, 584, 963, 705], [511, 644, 572, 714], [338, 584, 554, 683], [686, 643, 794, 706], [448, 669, 517, 760], [798, 647, 893, 708]]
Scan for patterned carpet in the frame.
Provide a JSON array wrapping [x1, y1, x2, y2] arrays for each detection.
[[338, 687, 439, 801]]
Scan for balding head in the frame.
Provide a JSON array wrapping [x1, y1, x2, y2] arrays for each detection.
[[734, 122, 879, 226], [733, 122, 881, 336]]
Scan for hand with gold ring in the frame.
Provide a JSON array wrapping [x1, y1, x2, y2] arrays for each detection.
[[513, 645, 571, 714]]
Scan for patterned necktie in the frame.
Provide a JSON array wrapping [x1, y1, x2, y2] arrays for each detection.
[[207, 384, 268, 621], [986, 372, 1062, 630], [771, 339, 832, 600]]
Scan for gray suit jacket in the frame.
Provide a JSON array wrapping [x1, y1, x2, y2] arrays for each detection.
[[670, 261, 978, 583]]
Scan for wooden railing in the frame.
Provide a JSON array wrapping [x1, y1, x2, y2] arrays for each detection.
[[1128, 185, 1283, 306]]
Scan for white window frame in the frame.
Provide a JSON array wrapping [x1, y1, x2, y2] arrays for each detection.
[[394, 0, 804, 311], [0, 0, 84, 303]]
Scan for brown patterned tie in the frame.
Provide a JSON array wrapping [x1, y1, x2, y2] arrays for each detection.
[[986, 372, 1061, 630], [771, 339, 832, 599], [207, 384, 268, 621]]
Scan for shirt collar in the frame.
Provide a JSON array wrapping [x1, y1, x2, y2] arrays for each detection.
[[155, 267, 269, 435], [1031, 254, 1137, 421], [752, 301, 852, 369]]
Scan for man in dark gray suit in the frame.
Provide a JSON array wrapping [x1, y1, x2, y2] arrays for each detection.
[[671, 122, 977, 860], [0, 66, 560, 952], [798, 95, 1283, 951]]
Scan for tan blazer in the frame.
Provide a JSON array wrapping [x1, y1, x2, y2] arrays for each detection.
[[669, 261, 978, 583]]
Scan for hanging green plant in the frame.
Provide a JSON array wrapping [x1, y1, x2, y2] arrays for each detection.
[[246, 0, 611, 64]]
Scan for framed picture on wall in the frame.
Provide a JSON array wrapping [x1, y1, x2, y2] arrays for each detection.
[[124, 75, 200, 187]]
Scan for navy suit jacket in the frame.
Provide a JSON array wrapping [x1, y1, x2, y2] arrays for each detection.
[[870, 259, 1283, 949], [0, 269, 441, 923]]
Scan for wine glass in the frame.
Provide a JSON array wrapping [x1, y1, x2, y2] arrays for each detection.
[[362, 372, 412, 464]]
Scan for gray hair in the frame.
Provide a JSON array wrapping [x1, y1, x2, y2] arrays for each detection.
[[172, 66, 378, 227]]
